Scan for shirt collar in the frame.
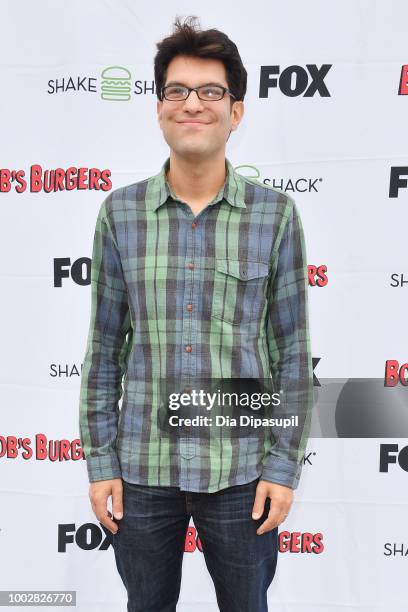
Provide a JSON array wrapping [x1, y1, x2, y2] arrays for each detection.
[[147, 157, 247, 212]]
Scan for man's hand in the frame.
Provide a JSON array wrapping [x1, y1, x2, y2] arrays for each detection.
[[252, 480, 293, 535], [89, 478, 123, 535]]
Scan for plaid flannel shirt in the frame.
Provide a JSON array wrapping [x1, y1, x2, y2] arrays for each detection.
[[78, 157, 313, 492]]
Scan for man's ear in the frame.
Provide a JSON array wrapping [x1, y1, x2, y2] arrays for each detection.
[[157, 99, 163, 126], [230, 100, 244, 132]]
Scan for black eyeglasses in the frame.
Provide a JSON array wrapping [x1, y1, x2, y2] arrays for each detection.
[[161, 84, 236, 102]]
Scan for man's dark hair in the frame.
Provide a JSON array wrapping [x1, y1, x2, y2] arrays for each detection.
[[154, 15, 247, 107]]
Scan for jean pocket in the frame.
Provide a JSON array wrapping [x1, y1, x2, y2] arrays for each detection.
[[211, 258, 270, 325]]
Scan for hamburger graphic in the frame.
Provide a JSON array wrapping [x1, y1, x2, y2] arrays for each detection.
[[101, 66, 132, 101]]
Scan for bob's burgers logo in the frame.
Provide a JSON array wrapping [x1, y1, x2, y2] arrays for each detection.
[[0, 165, 112, 193]]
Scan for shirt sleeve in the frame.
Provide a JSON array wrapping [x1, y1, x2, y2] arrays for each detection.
[[261, 198, 314, 489], [79, 196, 132, 482]]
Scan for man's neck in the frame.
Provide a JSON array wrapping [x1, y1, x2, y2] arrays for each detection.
[[165, 151, 227, 207]]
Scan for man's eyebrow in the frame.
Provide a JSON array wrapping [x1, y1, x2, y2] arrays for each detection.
[[164, 81, 226, 88]]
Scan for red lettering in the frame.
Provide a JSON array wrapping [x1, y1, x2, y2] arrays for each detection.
[[54, 168, 66, 191], [307, 265, 317, 285], [312, 533, 324, 553], [6, 436, 18, 458], [20, 438, 32, 459], [15, 170, 27, 193], [100, 169, 112, 191], [0, 169, 11, 192], [30, 165, 43, 192], [399, 65, 408, 95], [36, 433, 47, 459], [385, 360, 399, 387], [60, 439, 71, 460], [65, 167, 77, 190], [71, 439, 84, 460], [316, 264, 328, 286], [290, 532, 301, 552], [279, 531, 324, 554], [399, 363, 408, 386], [301, 532, 314, 552], [88, 168, 101, 190], [43, 169, 55, 193], [279, 530, 291, 552], [308, 264, 328, 287], [184, 526, 197, 552], [78, 167, 88, 190]]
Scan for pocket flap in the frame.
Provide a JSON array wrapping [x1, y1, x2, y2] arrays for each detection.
[[215, 259, 269, 280]]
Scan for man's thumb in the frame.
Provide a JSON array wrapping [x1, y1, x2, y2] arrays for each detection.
[[112, 486, 123, 520], [252, 488, 266, 520]]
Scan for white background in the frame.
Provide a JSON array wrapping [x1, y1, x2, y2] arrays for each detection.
[[1, 1, 407, 610]]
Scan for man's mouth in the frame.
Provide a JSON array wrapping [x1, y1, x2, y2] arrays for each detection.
[[178, 120, 209, 125]]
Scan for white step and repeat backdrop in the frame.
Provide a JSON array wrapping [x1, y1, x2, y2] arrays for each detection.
[[1, 1, 407, 611]]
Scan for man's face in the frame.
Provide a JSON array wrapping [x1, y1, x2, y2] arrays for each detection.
[[157, 55, 244, 159]]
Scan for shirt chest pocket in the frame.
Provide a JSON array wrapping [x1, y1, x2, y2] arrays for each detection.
[[211, 259, 270, 326]]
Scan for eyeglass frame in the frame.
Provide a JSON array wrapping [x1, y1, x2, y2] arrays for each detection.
[[161, 84, 237, 102]]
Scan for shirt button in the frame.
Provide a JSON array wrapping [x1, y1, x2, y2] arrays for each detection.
[[191, 222, 197, 229], [187, 262, 195, 270], [185, 345, 192, 353], [186, 303, 193, 312]]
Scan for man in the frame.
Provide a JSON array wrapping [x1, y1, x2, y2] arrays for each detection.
[[79, 15, 313, 612]]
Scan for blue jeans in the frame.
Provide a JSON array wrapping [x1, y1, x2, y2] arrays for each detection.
[[111, 477, 279, 612]]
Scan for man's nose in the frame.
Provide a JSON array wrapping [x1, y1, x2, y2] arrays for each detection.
[[182, 90, 205, 110]]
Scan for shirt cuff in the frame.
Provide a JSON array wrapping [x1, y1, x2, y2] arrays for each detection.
[[260, 455, 303, 490], [85, 452, 122, 483]]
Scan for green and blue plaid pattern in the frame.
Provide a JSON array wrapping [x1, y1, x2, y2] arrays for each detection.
[[79, 157, 313, 492]]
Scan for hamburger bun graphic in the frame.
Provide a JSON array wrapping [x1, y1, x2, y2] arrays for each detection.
[[101, 66, 132, 101], [233, 165, 261, 181]]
